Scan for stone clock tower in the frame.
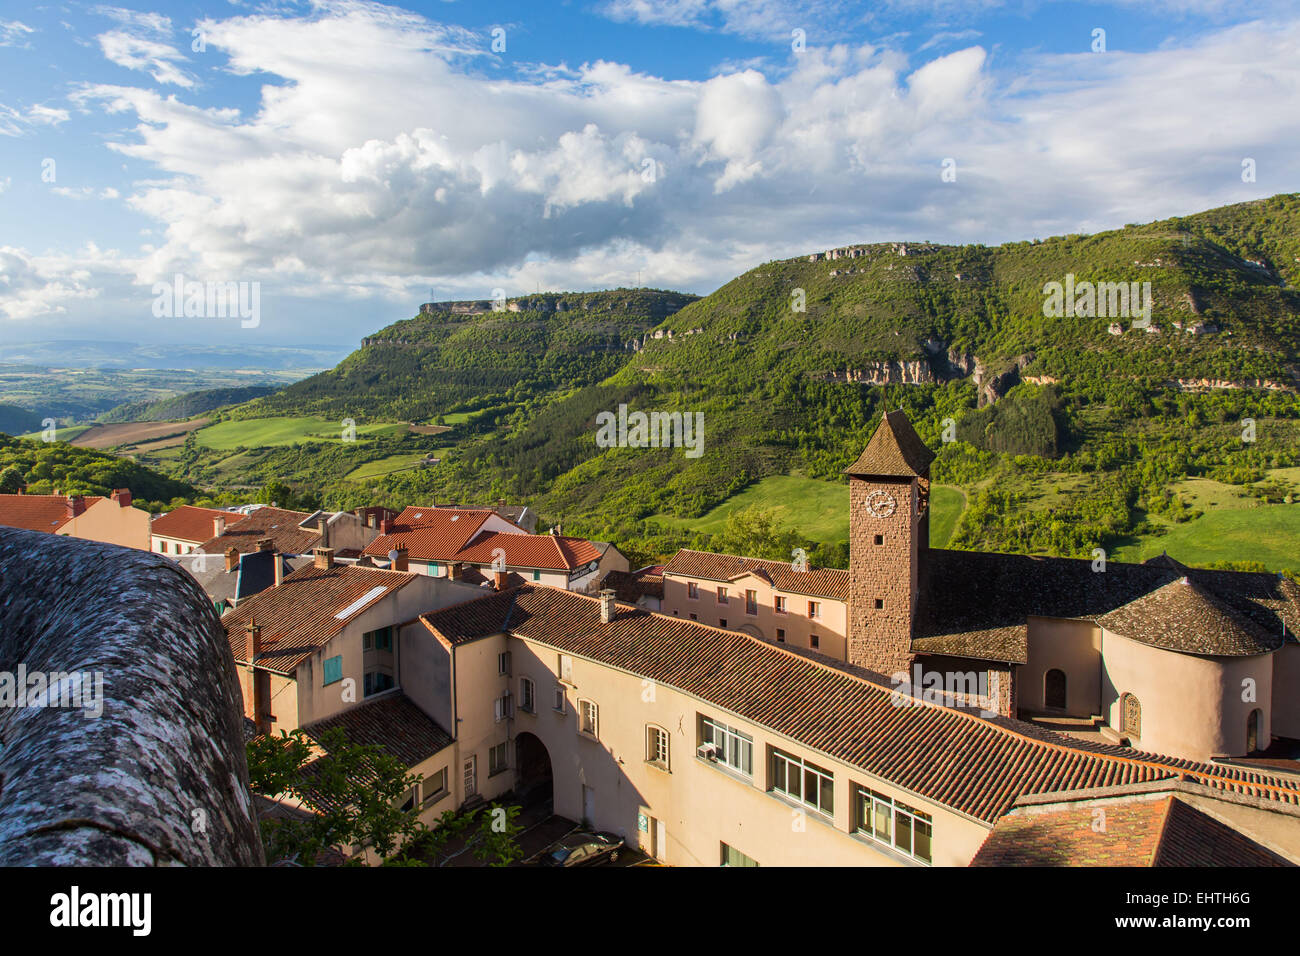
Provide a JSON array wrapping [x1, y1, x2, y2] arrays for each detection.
[[844, 409, 935, 678]]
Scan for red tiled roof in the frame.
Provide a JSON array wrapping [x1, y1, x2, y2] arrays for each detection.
[[0, 493, 105, 533], [196, 506, 318, 556], [301, 692, 453, 768], [151, 505, 247, 544], [456, 530, 602, 571], [663, 549, 850, 601], [224, 563, 417, 673], [971, 793, 1292, 866], [843, 409, 935, 478], [421, 585, 1300, 824]]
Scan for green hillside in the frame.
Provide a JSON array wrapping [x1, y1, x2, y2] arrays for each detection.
[[147, 195, 1300, 572]]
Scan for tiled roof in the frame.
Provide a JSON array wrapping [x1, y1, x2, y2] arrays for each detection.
[[197, 506, 319, 556], [301, 692, 454, 768], [0, 493, 104, 532], [1098, 577, 1281, 656], [601, 568, 665, 603], [224, 563, 417, 673], [971, 792, 1292, 866], [152, 505, 246, 543], [913, 549, 1296, 662], [361, 506, 600, 572], [419, 585, 1300, 824], [663, 549, 851, 601], [843, 409, 935, 478]]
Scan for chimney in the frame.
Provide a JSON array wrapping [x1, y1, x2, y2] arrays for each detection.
[[257, 537, 274, 552], [213, 515, 227, 538], [273, 554, 284, 588], [314, 547, 335, 570], [14, 483, 24, 495], [65, 495, 86, 519], [497, 498, 507, 512], [224, 547, 239, 573], [391, 547, 408, 572], [111, 488, 132, 508], [599, 588, 617, 624], [380, 517, 393, 535], [245, 620, 267, 734], [493, 569, 507, 591], [447, 562, 461, 581]]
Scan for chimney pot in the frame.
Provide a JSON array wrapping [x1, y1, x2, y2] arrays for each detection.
[[599, 588, 617, 624], [65, 494, 86, 519], [273, 554, 284, 588], [111, 488, 132, 508], [314, 547, 335, 570], [493, 569, 507, 591], [213, 515, 227, 538], [391, 547, 408, 572]]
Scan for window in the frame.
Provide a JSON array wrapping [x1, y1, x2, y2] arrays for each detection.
[[494, 693, 514, 722], [498, 650, 511, 675], [688, 582, 699, 600], [689, 613, 698, 621], [1121, 693, 1141, 737], [489, 742, 509, 776], [720, 843, 759, 867], [745, 590, 758, 615], [553, 684, 566, 713], [646, 725, 670, 769], [718, 619, 728, 629], [323, 655, 343, 685], [364, 671, 394, 697], [716, 586, 728, 605], [1044, 669, 1067, 710], [463, 756, 477, 796], [422, 767, 448, 806], [520, 676, 536, 713], [558, 654, 573, 683], [579, 699, 599, 738], [810, 634, 819, 649], [774, 596, 787, 614], [700, 716, 753, 776], [808, 601, 820, 619], [854, 785, 932, 864], [874, 534, 884, 546], [770, 748, 833, 816], [776, 628, 785, 642], [532, 570, 541, 581], [367, 626, 393, 652], [874, 598, 883, 609]]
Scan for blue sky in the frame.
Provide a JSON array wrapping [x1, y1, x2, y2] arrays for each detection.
[[1, 0, 1297, 354]]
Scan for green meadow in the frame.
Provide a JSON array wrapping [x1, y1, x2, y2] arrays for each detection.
[[194, 416, 409, 450]]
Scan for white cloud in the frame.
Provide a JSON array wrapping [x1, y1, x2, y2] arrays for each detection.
[[8, 5, 1300, 333], [94, 5, 193, 88], [0, 19, 34, 47]]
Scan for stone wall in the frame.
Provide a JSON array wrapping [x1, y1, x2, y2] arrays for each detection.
[[0, 527, 264, 865], [847, 475, 920, 678]]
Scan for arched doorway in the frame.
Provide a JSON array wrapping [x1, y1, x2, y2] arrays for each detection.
[[1044, 669, 1067, 710], [514, 732, 553, 809], [1121, 693, 1141, 738], [1247, 708, 1262, 753]]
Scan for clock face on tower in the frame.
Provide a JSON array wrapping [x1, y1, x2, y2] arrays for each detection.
[[865, 490, 897, 518]]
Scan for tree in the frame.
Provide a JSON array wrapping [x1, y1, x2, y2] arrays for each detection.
[[711, 505, 800, 561], [0, 465, 23, 494], [246, 727, 522, 866]]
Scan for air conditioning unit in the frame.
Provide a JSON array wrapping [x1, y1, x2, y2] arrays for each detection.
[[697, 743, 719, 762]]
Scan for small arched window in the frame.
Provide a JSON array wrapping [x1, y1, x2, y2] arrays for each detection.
[[1247, 708, 1262, 753], [1121, 692, 1141, 738], [1044, 669, 1067, 710]]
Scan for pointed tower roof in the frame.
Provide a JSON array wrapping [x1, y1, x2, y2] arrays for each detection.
[[843, 409, 936, 479]]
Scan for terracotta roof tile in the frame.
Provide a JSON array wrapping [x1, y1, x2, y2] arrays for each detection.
[[0, 493, 105, 533], [197, 506, 318, 556], [420, 586, 1300, 824], [301, 692, 453, 768], [224, 563, 417, 673], [152, 505, 246, 544], [664, 549, 850, 601], [843, 409, 935, 478]]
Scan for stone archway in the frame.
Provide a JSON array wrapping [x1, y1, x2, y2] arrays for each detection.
[[514, 731, 553, 809]]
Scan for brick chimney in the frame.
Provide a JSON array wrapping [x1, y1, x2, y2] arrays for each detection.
[[599, 588, 617, 624], [257, 537, 274, 552], [213, 515, 227, 538], [447, 562, 461, 581], [497, 498, 507, 512], [14, 483, 24, 495], [65, 495, 86, 519], [224, 547, 239, 573], [391, 547, 408, 572], [314, 547, 335, 570], [245, 620, 268, 734], [379, 517, 393, 535], [493, 569, 507, 591], [111, 488, 132, 508]]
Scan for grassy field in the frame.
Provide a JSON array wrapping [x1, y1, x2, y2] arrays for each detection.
[[194, 416, 409, 450], [1113, 504, 1300, 570], [650, 474, 966, 549], [16, 425, 90, 443], [346, 453, 429, 481]]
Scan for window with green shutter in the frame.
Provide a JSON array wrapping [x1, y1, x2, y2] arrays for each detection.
[[323, 655, 343, 685]]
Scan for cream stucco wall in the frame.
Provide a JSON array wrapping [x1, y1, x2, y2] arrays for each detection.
[[59, 499, 151, 551], [1100, 628, 1273, 760], [1021, 617, 1102, 717], [1271, 643, 1300, 741], [495, 636, 991, 866], [661, 573, 849, 660]]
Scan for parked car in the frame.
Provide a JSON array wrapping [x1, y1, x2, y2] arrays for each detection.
[[541, 830, 625, 866]]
